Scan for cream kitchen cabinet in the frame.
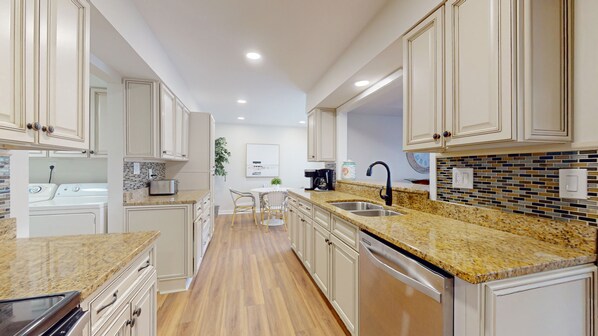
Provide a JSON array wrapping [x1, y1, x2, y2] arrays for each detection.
[[124, 79, 160, 159], [0, 0, 90, 150], [124, 205, 193, 293], [288, 196, 359, 335], [49, 87, 108, 158], [403, 0, 571, 152], [124, 79, 190, 161], [455, 264, 596, 336], [307, 108, 336, 162], [82, 244, 157, 336]]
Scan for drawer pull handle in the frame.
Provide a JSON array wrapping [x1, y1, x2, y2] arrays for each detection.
[[96, 290, 118, 314], [133, 307, 142, 317], [138, 260, 151, 272]]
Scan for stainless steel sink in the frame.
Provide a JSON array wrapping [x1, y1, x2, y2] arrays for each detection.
[[330, 202, 383, 211], [351, 209, 402, 217]]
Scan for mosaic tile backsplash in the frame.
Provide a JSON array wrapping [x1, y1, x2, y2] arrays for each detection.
[[437, 150, 598, 226], [0, 156, 9, 219], [123, 162, 166, 191]]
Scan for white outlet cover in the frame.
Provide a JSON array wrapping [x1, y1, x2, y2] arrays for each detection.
[[133, 162, 140, 175], [452, 168, 474, 189], [559, 169, 587, 199]]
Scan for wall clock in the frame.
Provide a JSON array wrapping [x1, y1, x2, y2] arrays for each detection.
[[406, 152, 430, 174]]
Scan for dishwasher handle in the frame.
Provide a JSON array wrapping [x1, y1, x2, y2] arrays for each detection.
[[360, 241, 442, 302]]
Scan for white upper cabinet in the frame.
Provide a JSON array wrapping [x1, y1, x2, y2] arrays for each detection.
[[403, 0, 572, 152], [124, 79, 190, 161], [0, 0, 90, 150], [124, 79, 160, 159], [307, 108, 336, 162], [160, 84, 176, 159], [90, 87, 109, 157], [403, 7, 444, 151], [445, 0, 515, 146]]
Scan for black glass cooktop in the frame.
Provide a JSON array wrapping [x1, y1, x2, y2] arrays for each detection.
[[0, 291, 80, 336]]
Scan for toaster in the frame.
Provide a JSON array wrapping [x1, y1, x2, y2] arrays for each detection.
[[149, 179, 179, 196]]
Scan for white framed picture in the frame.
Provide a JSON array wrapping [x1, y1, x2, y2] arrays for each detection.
[[246, 143, 279, 177]]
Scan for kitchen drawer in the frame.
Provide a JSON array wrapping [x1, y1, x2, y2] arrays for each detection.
[[201, 217, 211, 255], [313, 206, 331, 230], [202, 195, 211, 210], [194, 204, 203, 222], [288, 196, 299, 207], [298, 200, 314, 218], [90, 247, 155, 332], [331, 216, 359, 251]]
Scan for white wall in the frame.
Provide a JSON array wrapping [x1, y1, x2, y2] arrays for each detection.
[[347, 114, 428, 181], [214, 123, 323, 213], [29, 158, 107, 184]]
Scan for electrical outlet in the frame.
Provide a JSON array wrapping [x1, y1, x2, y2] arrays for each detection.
[[133, 162, 140, 175], [559, 169, 588, 199], [452, 168, 474, 189], [148, 168, 153, 179]]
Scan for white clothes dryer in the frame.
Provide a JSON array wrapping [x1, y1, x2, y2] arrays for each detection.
[[29, 183, 108, 237]]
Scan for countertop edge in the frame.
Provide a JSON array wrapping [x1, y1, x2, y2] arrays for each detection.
[[288, 189, 597, 284]]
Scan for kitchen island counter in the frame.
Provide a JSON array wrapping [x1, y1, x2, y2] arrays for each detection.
[[0, 231, 159, 300]]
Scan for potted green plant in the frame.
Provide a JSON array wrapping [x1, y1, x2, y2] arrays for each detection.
[[271, 177, 282, 187], [214, 137, 231, 217]]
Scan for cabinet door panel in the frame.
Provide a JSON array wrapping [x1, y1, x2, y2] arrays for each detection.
[[312, 224, 330, 298], [160, 84, 175, 158], [181, 108, 189, 159], [0, 0, 34, 144], [303, 218, 314, 274], [97, 303, 131, 336], [307, 111, 316, 161], [296, 214, 305, 261], [317, 109, 336, 162], [330, 235, 358, 334], [174, 99, 183, 158], [403, 7, 444, 151], [91, 87, 108, 156], [125, 207, 192, 281], [445, 0, 514, 146], [131, 275, 157, 336], [38, 0, 89, 148], [124, 80, 159, 159]]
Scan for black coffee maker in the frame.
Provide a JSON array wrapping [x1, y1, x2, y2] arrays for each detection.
[[305, 169, 335, 191]]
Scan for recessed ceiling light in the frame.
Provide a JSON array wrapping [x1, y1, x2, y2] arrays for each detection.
[[299, 121, 306, 124], [237, 116, 245, 120], [246, 52, 262, 60], [354, 80, 370, 87], [237, 99, 247, 104]]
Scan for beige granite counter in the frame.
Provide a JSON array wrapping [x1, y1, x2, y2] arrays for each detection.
[[337, 179, 430, 194], [289, 189, 596, 284], [124, 189, 210, 206], [0, 218, 16, 240], [0, 231, 159, 300]]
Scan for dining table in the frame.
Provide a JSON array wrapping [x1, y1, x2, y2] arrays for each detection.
[[250, 186, 289, 226]]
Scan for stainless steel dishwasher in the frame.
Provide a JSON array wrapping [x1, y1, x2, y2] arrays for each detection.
[[359, 231, 453, 336]]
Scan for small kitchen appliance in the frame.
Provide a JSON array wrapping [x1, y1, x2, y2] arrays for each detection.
[[304, 170, 317, 190], [305, 169, 335, 191], [149, 179, 179, 196]]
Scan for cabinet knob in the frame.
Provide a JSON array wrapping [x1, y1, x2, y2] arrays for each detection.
[[42, 125, 55, 134], [163, 151, 167, 154], [133, 307, 142, 317], [26, 123, 33, 130], [432, 133, 440, 140], [82, 150, 87, 154], [442, 131, 452, 138], [27, 122, 42, 130], [325, 238, 329, 243], [89, 150, 95, 154]]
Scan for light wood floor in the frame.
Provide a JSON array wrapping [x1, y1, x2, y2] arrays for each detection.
[[157, 214, 349, 336]]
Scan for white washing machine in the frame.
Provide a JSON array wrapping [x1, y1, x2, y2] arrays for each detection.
[[29, 183, 108, 238], [28, 183, 58, 203]]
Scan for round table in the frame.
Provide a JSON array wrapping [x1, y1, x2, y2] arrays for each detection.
[[250, 187, 289, 226]]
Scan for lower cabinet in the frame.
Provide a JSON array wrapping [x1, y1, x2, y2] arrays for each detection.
[[125, 205, 193, 293], [288, 196, 359, 335], [83, 244, 158, 336], [329, 234, 359, 334]]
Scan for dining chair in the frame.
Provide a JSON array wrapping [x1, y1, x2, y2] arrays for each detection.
[[262, 191, 288, 232], [229, 189, 258, 228]]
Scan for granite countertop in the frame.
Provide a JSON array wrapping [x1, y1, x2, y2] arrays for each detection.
[[289, 189, 596, 284], [0, 231, 159, 300], [338, 180, 430, 194], [124, 189, 210, 206]]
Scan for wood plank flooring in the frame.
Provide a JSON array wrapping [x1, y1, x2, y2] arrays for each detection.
[[157, 214, 349, 336]]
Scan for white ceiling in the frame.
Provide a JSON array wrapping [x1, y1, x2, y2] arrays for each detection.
[[129, 0, 389, 126]]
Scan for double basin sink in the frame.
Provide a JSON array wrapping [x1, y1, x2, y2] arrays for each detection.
[[329, 201, 402, 217]]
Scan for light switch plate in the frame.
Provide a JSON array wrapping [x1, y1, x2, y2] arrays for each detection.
[[559, 169, 587, 199], [452, 168, 474, 189], [133, 162, 140, 175]]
